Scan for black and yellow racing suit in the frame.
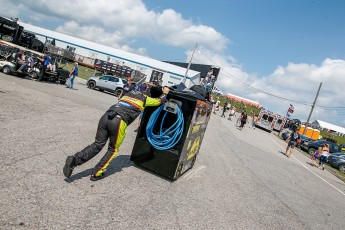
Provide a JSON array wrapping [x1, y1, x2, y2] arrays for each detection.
[[73, 90, 167, 177]]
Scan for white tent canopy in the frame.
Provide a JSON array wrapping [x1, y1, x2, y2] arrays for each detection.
[[312, 120, 345, 135]]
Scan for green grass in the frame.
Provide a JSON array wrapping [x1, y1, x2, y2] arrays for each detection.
[[63, 62, 101, 80], [320, 130, 345, 145], [213, 94, 261, 116]]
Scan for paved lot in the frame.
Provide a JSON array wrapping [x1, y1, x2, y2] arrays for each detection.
[[1, 73, 345, 230]]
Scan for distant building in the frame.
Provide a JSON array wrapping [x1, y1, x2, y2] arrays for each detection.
[[226, 93, 260, 108], [15, 21, 200, 87], [311, 120, 345, 137]]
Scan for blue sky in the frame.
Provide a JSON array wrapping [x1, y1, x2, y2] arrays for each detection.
[[144, 0, 345, 75], [1, 0, 345, 127]]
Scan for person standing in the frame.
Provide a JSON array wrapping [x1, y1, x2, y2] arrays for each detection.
[[319, 144, 330, 170], [63, 86, 170, 181], [67, 62, 78, 89], [221, 101, 228, 118], [285, 129, 300, 158], [38, 52, 51, 82], [228, 108, 235, 121], [239, 112, 248, 130]]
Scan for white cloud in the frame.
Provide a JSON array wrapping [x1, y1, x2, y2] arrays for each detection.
[[1, 0, 344, 126], [0, 0, 228, 52]]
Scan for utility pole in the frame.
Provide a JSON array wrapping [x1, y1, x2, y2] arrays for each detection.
[[182, 43, 197, 84], [303, 82, 322, 135]]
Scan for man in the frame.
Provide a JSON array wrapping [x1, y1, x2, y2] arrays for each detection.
[[67, 62, 78, 89], [221, 101, 228, 118], [38, 53, 51, 82], [285, 129, 300, 158], [14, 50, 26, 72], [63, 83, 170, 181], [118, 77, 137, 99]]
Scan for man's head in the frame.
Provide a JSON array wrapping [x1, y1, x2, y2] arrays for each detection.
[[127, 77, 133, 84], [75, 62, 78, 66]]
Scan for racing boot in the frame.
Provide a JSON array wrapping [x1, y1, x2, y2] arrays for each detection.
[[63, 156, 76, 178], [90, 173, 105, 181]]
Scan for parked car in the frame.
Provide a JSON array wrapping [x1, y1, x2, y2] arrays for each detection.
[[297, 135, 313, 148], [328, 153, 345, 173], [87, 75, 127, 97], [341, 144, 345, 152], [300, 140, 341, 155]]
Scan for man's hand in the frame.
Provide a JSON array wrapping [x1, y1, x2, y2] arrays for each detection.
[[162, 87, 169, 94]]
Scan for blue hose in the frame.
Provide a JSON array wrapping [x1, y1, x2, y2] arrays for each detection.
[[146, 103, 184, 150]]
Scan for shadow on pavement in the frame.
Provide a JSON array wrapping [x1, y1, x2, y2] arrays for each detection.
[[64, 155, 133, 183]]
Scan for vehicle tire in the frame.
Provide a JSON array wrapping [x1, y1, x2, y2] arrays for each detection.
[[88, 81, 96, 89], [3, 66, 11, 75], [114, 88, 123, 97], [30, 71, 38, 79], [339, 164, 345, 173], [308, 148, 316, 155], [59, 80, 66, 85]]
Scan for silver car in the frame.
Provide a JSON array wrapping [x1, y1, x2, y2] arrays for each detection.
[[87, 75, 127, 97]]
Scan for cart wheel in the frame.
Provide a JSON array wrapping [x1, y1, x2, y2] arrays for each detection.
[[3, 66, 11, 75], [30, 71, 38, 79]]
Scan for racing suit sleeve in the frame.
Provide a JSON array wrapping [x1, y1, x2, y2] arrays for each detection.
[[144, 94, 167, 108]]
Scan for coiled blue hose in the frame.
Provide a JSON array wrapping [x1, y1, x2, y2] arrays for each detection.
[[146, 103, 184, 150]]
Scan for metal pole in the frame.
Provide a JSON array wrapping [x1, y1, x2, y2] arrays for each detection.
[[303, 82, 322, 135], [182, 43, 197, 84]]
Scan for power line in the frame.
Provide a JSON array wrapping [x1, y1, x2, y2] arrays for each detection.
[[196, 48, 313, 106]]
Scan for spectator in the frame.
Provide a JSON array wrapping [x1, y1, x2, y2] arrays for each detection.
[[15, 50, 26, 72], [213, 100, 220, 114], [252, 114, 257, 129], [67, 62, 78, 89], [228, 108, 235, 121], [285, 129, 300, 158], [118, 77, 137, 99], [239, 112, 248, 130], [221, 101, 228, 118], [319, 144, 330, 170], [38, 52, 51, 82]]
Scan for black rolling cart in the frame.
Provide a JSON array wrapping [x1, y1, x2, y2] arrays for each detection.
[[130, 87, 212, 180]]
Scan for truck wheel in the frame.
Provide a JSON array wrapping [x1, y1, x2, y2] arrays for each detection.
[[3, 66, 11, 75], [114, 88, 122, 97], [88, 81, 96, 89], [30, 71, 38, 79], [308, 148, 316, 155]]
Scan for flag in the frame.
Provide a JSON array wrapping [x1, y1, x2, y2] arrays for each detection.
[[286, 104, 295, 117]]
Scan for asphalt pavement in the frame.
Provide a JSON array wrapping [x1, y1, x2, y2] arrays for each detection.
[[1, 73, 345, 230]]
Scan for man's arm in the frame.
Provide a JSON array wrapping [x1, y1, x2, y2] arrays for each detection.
[[144, 87, 169, 107]]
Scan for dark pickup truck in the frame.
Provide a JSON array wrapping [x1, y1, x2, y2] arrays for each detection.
[[300, 140, 341, 155]]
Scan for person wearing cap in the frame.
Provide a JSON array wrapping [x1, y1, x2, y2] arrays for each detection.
[[67, 62, 78, 89], [63, 85, 170, 181]]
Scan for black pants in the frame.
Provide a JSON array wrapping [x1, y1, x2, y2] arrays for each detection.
[[39, 65, 47, 81], [74, 112, 128, 177]]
